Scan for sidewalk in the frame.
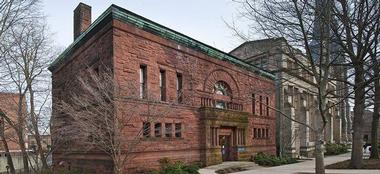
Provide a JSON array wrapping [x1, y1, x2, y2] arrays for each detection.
[[199, 153, 380, 174]]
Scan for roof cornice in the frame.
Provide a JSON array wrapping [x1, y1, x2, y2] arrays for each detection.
[[49, 4, 275, 80]]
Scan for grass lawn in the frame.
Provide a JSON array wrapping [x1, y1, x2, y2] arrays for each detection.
[[325, 159, 380, 169]]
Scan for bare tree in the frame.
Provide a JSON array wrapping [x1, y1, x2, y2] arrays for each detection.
[[228, 0, 364, 173], [330, 0, 380, 168], [0, 0, 39, 40], [0, 8, 55, 174], [56, 67, 186, 174], [367, 33, 380, 159], [231, 0, 380, 170]]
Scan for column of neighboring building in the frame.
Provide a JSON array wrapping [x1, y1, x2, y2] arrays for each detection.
[[283, 85, 298, 157], [326, 103, 334, 143], [334, 108, 342, 143], [300, 91, 311, 156]]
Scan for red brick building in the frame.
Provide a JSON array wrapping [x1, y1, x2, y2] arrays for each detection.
[[50, 3, 276, 173], [0, 93, 26, 152]]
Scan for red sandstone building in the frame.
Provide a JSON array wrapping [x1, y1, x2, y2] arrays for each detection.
[[50, 3, 276, 173]]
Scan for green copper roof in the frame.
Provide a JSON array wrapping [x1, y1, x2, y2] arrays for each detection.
[[49, 4, 275, 80]]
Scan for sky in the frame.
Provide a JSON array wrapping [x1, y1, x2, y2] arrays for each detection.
[[41, 0, 250, 53]]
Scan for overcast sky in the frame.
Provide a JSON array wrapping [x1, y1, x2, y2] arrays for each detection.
[[42, 0, 251, 53]]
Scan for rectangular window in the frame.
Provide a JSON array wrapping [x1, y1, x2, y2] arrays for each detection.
[[238, 129, 245, 145], [176, 73, 183, 103], [262, 128, 265, 138], [139, 65, 147, 99], [258, 129, 261, 138], [143, 122, 150, 138], [154, 123, 162, 137], [253, 128, 257, 139], [159, 69, 166, 101], [165, 123, 172, 138], [266, 97, 269, 116], [175, 123, 182, 138], [252, 94, 256, 114], [259, 96, 263, 116], [266, 128, 269, 139]]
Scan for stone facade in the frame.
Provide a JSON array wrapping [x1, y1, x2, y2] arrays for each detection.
[[231, 38, 342, 157], [50, 4, 276, 174], [360, 110, 380, 143]]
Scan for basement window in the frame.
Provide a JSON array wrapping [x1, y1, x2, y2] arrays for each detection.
[[155, 123, 162, 137], [143, 122, 150, 138]]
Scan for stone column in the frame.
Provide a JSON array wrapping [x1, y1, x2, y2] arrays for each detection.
[[333, 110, 342, 143]]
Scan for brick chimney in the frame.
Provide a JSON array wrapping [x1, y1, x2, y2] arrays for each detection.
[[73, 3, 91, 40]]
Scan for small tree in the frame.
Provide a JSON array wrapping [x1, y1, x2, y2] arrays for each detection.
[[0, 1, 53, 173], [56, 67, 183, 174]]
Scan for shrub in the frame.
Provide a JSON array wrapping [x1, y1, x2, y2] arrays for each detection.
[[325, 143, 348, 156], [153, 158, 200, 174], [253, 152, 298, 166]]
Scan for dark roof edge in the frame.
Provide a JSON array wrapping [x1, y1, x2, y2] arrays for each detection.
[[229, 37, 286, 54], [49, 4, 275, 80]]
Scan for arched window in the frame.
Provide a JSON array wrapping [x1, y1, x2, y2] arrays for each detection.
[[213, 81, 231, 96], [213, 81, 231, 109]]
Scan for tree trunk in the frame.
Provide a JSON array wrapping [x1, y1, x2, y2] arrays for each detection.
[[370, 109, 380, 159], [113, 159, 123, 174], [27, 85, 49, 170], [1, 135, 15, 174], [17, 130, 30, 174], [15, 95, 30, 173], [370, 70, 380, 159], [315, 132, 325, 174], [350, 64, 365, 168]]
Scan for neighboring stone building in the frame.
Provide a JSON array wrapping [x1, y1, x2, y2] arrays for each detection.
[[231, 38, 341, 157], [49, 3, 276, 173], [360, 110, 380, 143]]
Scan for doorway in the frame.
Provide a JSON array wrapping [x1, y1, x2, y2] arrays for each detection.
[[219, 135, 232, 161]]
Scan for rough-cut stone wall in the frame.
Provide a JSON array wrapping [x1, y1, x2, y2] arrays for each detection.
[[51, 17, 276, 174], [50, 21, 114, 173], [112, 19, 276, 173]]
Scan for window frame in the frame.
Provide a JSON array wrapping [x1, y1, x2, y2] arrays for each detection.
[[142, 122, 151, 138], [176, 72, 183, 103], [175, 123, 182, 138], [154, 122, 162, 138], [139, 65, 147, 99], [165, 123, 173, 138], [159, 69, 166, 101]]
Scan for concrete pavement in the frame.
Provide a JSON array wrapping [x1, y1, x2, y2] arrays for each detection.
[[199, 153, 380, 174]]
